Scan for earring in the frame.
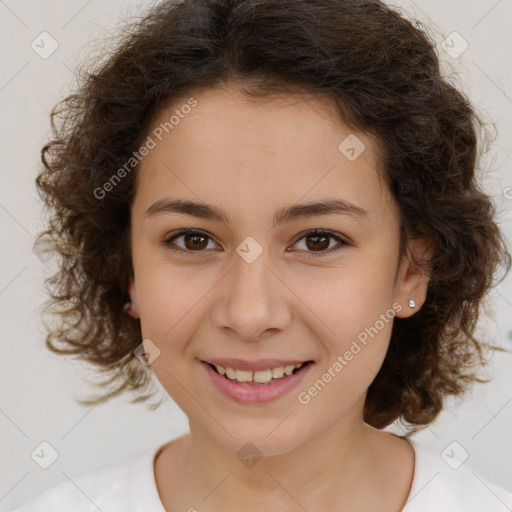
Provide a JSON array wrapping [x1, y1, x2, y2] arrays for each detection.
[[408, 299, 416, 309], [124, 301, 132, 312]]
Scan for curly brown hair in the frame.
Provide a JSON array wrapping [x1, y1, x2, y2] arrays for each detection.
[[35, 0, 511, 433]]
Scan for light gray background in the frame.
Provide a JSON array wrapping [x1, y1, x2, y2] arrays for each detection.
[[1, 0, 511, 510]]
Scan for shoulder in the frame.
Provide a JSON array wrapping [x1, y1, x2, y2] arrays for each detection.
[[8, 444, 166, 512], [403, 440, 512, 512]]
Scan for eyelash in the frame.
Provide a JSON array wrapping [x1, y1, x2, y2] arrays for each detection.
[[162, 228, 351, 259]]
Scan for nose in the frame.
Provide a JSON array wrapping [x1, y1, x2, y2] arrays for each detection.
[[210, 242, 292, 342]]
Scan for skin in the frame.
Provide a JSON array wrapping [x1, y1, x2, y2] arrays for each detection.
[[127, 81, 432, 511]]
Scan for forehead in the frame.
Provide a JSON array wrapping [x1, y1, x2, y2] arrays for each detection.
[[148, 83, 372, 153], [135, 83, 394, 223]]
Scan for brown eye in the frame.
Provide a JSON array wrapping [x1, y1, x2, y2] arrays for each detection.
[[183, 232, 208, 250], [292, 229, 350, 258], [304, 233, 330, 251], [163, 229, 217, 254]]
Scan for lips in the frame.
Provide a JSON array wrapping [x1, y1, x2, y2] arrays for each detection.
[[200, 358, 315, 403]]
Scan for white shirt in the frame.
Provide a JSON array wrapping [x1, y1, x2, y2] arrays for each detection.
[[9, 439, 512, 512]]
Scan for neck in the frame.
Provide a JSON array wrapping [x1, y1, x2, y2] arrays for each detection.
[[155, 405, 415, 511]]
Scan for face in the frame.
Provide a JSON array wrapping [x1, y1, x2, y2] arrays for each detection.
[[128, 82, 430, 456]]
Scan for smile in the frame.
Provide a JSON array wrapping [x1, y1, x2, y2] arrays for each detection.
[[199, 359, 315, 403], [208, 361, 309, 385]]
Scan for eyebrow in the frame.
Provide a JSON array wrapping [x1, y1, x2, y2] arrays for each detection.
[[145, 197, 369, 226]]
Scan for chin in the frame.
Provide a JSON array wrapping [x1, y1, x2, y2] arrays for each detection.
[[208, 421, 310, 459]]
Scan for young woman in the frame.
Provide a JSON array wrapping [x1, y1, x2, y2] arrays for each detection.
[[13, 0, 512, 510]]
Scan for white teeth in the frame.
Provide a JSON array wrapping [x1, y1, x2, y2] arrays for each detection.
[[211, 361, 307, 383], [235, 369, 252, 382], [271, 367, 285, 379], [253, 369, 273, 383], [284, 365, 295, 376]]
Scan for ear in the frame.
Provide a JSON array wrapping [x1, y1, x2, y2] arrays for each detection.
[[126, 277, 140, 319], [393, 237, 434, 319]]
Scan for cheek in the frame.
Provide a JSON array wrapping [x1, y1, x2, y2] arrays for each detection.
[[295, 289, 396, 428], [134, 268, 212, 410], [292, 265, 397, 401], [294, 263, 396, 351], [135, 264, 209, 351]]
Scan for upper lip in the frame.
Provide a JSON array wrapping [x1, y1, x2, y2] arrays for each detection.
[[201, 358, 312, 372]]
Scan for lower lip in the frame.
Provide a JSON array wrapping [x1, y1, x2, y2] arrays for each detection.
[[200, 360, 314, 404]]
